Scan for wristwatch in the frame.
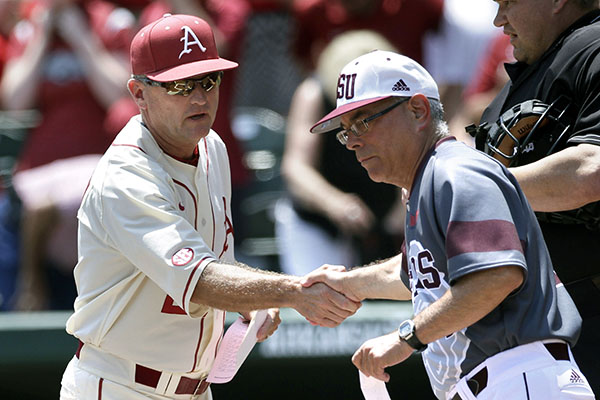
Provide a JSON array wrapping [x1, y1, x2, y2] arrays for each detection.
[[398, 319, 427, 353]]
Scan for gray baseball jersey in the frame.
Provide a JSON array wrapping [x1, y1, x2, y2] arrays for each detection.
[[400, 137, 581, 399], [66, 115, 235, 376]]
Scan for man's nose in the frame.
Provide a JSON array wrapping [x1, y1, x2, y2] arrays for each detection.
[[493, 6, 506, 28], [345, 133, 362, 150], [189, 85, 210, 103]]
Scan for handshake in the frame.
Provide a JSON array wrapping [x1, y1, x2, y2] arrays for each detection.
[[292, 255, 406, 328], [294, 264, 365, 328], [252, 256, 409, 382], [288, 257, 411, 383]]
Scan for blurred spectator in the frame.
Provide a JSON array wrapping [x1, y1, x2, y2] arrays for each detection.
[[0, 0, 25, 311], [0, 0, 21, 78], [290, 0, 444, 74], [449, 32, 514, 145], [423, 0, 499, 123], [0, 0, 135, 310], [276, 30, 404, 276]]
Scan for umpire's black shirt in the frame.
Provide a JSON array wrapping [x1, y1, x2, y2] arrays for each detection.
[[479, 11, 600, 304]]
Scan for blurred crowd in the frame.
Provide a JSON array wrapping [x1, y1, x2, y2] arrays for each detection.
[[0, 0, 513, 312]]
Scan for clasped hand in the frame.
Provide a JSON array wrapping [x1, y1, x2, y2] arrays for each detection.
[[298, 264, 362, 327], [301, 264, 411, 381]]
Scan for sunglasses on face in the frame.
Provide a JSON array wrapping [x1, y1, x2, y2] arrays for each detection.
[[134, 71, 223, 96], [336, 97, 409, 145]]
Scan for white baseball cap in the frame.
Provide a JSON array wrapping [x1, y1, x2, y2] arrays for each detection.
[[310, 50, 440, 134]]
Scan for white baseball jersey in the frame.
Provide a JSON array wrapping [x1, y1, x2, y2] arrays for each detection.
[[66, 115, 235, 375]]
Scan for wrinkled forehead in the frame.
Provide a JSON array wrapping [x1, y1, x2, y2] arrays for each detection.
[[340, 106, 370, 126], [340, 98, 393, 124]]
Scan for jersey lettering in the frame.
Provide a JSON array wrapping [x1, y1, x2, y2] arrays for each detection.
[[179, 26, 207, 59], [337, 74, 357, 100], [408, 241, 445, 301], [417, 250, 441, 289], [410, 249, 441, 292]]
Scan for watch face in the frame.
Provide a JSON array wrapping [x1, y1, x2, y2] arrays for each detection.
[[398, 321, 413, 338]]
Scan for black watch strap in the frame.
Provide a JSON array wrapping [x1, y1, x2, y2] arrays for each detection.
[[404, 332, 427, 352]]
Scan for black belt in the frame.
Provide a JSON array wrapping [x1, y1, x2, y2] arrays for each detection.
[[451, 342, 570, 399], [76, 341, 210, 396]]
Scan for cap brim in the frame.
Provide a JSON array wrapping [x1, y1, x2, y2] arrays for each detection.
[[310, 96, 390, 134], [148, 58, 239, 81]]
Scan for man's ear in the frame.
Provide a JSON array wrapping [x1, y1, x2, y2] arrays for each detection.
[[407, 94, 431, 123], [552, 0, 568, 14], [128, 79, 147, 109]]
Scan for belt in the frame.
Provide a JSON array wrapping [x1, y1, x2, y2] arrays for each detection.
[[134, 364, 210, 396], [451, 342, 570, 399], [76, 341, 210, 396]]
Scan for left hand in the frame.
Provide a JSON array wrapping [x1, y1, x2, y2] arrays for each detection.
[[243, 309, 281, 342], [352, 331, 413, 382]]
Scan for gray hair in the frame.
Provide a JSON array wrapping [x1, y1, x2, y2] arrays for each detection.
[[429, 99, 450, 140]]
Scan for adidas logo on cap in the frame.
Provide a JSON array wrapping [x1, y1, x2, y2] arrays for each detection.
[[392, 79, 410, 91], [310, 51, 440, 134]]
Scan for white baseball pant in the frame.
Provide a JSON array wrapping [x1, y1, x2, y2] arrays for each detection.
[[60, 342, 212, 400], [447, 340, 595, 400]]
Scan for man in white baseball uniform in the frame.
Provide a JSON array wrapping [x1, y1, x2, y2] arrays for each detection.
[[59, 14, 360, 400]]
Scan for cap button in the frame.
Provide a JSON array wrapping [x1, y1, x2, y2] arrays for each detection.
[[163, 13, 172, 18]]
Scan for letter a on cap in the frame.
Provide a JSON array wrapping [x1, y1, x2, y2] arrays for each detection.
[[179, 26, 207, 59]]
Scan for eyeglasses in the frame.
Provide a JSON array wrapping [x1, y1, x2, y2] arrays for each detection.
[[134, 71, 223, 96], [336, 98, 409, 145]]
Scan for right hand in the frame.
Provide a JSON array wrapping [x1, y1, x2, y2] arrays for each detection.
[[352, 331, 412, 382], [294, 281, 361, 328], [301, 264, 362, 302]]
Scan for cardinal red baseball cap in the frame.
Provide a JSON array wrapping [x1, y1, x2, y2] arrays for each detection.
[[130, 13, 238, 82], [310, 50, 440, 134]]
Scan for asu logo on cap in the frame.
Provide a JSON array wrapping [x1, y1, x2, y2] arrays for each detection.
[[311, 51, 440, 134], [130, 14, 238, 82]]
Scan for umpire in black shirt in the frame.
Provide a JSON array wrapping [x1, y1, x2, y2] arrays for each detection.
[[471, 0, 600, 394]]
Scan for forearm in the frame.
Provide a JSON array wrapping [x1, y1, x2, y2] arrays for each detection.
[[284, 160, 349, 215], [193, 261, 361, 327], [411, 265, 523, 345], [192, 261, 301, 312], [510, 144, 600, 211], [0, 29, 50, 110], [281, 77, 342, 216], [348, 255, 411, 301]]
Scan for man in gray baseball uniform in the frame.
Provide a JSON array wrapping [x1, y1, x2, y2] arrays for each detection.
[[59, 14, 360, 400], [304, 50, 594, 399]]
